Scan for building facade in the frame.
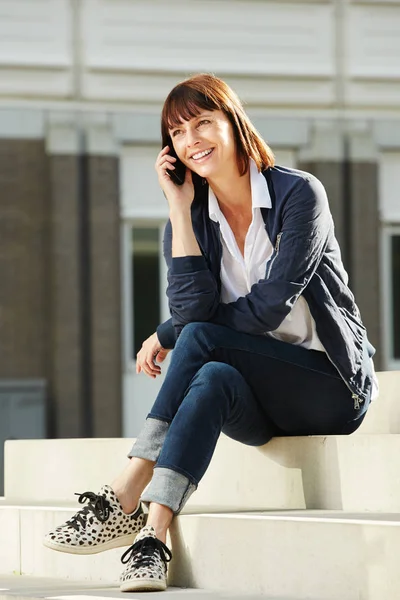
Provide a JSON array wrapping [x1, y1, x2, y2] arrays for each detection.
[[0, 0, 399, 438]]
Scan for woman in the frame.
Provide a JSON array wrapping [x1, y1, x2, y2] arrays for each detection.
[[44, 74, 378, 592]]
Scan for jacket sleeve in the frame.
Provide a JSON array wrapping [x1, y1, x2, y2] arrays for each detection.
[[156, 317, 177, 350], [210, 176, 333, 334], [162, 219, 221, 338]]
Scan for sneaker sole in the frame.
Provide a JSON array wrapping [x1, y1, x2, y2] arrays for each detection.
[[120, 578, 167, 592], [43, 533, 137, 555]]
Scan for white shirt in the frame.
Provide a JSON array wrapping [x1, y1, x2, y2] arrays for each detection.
[[208, 159, 325, 352], [208, 159, 379, 401]]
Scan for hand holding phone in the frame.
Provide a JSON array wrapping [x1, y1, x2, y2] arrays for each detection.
[[166, 146, 186, 185], [155, 146, 195, 214]]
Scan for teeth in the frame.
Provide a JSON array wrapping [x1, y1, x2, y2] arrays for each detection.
[[192, 149, 212, 160]]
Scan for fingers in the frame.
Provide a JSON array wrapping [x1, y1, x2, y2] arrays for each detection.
[[136, 335, 164, 378], [155, 145, 194, 210], [159, 145, 173, 159], [159, 145, 171, 157], [137, 361, 159, 378], [156, 147, 176, 170], [139, 353, 161, 378], [159, 155, 176, 168], [156, 348, 170, 363]]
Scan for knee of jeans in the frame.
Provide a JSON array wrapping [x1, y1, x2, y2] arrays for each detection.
[[194, 361, 241, 390], [186, 362, 244, 419], [177, 321, 218, 347], [179, 321, 203, 339]]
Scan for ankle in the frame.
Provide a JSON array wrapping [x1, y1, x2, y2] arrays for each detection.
[[111, 458, 155, 514], [146, 503, 174, 545], [148, 524, 167, 545], [112, 485, 140, 515]]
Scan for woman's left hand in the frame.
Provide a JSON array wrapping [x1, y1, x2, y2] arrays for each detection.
[[136, 331, 171, 378]]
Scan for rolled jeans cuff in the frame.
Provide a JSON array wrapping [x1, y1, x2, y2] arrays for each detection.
[[141, 467, 197, 515], [128, 417, 170, 462]]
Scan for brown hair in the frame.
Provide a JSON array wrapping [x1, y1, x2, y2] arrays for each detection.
[[161, 73, 275, 176]]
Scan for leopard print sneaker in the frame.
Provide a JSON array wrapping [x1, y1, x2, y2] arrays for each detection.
[[119, 525, 172, 592], [43, 485, 147, 555]]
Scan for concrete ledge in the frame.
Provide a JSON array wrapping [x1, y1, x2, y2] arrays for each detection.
[[356, 371, 400, 434], [0, 507, 20, 575], [5, 432, 400, 513], [4, 439, 131, 503], [2, 509, 400, 599], [4, 372, 400, 513], [169, 511, 400, 599]]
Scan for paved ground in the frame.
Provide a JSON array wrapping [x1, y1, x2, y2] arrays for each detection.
[[0, 575, 290, 600]]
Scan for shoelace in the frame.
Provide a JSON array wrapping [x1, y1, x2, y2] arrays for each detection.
[[121, 536, 172, 569], [66, 491, 113, 530]]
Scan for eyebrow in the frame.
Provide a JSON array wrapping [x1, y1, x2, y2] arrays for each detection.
[[169, 112, 213, 131]]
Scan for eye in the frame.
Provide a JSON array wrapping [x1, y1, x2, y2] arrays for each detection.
[[171, 129, 183, 137], [198, 119, 210, 127]]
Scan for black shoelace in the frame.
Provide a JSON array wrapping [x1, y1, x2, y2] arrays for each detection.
[[66, 491, 113, 530], [121, 536, 172, 569]]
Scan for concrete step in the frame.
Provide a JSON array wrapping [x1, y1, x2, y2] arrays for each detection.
[[357, 370, 400, 434], [4, 438, 131, 505], [0, 574, 236, 600], [5, 433, 400, 512], [169, 510, 400, 599], [1, 509, 400, 599]]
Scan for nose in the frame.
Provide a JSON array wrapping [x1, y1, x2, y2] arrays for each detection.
[[186, 127, 200, 149]]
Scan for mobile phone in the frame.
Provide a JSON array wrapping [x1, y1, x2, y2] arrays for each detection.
[[166, 146, 186, 185]]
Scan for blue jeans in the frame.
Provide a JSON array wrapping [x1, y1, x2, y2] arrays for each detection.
[[129, 322, 368, 513]]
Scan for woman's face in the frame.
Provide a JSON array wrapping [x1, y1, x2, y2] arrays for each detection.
[[168, 109, 237, 180]]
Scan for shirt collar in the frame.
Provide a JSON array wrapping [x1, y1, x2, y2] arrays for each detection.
[[208, 158, 271, 222]]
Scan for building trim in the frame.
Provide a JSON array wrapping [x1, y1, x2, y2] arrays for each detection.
[[0, 109, 45, 139]]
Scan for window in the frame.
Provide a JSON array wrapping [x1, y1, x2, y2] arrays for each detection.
[[391, 234, 400, 360], [131, 227, 161, 357], [379, 153, 400, 369], [382, 227, 400, 369]]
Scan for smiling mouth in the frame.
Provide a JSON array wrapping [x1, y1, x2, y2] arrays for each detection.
[[191, 148, 214, 161]]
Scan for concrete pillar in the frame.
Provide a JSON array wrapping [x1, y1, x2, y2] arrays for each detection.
[[347, 127, 382, 368], [0, 139, 50, 378], [46, 117, 84, 437], [86, 121, 122, 437]]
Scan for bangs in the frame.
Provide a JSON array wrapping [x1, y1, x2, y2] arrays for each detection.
[[164, 86, 220, 130]]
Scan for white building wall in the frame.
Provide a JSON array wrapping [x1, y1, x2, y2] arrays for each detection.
[[0, 0, 399, 113], [0, 0, 73, 97]]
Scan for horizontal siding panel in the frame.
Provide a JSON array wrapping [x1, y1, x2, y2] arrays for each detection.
[[0, 0, 72, 67], [0, 67, 72, 97], [83, 0, 335, 77], [348, 5, 400, 78], [83, 71, 335, 106], [347, 80, 400, 108]]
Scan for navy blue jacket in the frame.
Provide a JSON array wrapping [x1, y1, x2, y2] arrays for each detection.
[[157, 165, 375, 410]]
